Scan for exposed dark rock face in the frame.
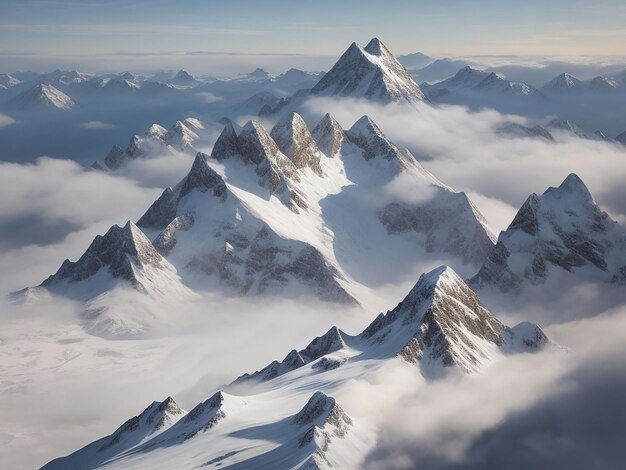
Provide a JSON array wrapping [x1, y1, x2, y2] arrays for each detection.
[[379, 191, 496, 266], [209, 119, 307, 210], [103, 145, 127, 170], [179, 153, 227, 200], [295, 392, 352, 452], [41, 221, 164, 291], [345, 115, 416, 169], [234, 266, 548, 383], [180, 392, 226, 439], [138, 153, 227, 230], [153, 214, 195, 255], [311, 113, 345, 157], [270, 112, 323, 175], [471, 174, 626, 292], [361, 266, 507, 370]]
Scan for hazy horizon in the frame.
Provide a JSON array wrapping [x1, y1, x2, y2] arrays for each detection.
[[2, 0, 626, 74]]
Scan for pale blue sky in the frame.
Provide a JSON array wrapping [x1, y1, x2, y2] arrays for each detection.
[[1, 0, 625, 73]]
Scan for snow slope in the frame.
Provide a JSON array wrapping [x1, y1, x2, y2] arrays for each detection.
[[7, 83, 76, 111], [26, 113, 497, 336], [43, 266, 549, 470]]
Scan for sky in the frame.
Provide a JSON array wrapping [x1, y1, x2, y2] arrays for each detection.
[[1, 0, 626, 74]]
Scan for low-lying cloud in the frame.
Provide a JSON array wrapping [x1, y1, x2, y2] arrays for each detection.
[[0, 157, 162, 292], [80, 120, 115, 130], [0, 114, 16, 127], [357, 306, 626, 470], [303, 97, 626, 232]]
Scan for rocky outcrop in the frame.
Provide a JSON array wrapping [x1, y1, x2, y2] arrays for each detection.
[[41, 221, 166, 292], [270, 112, 323, 175]]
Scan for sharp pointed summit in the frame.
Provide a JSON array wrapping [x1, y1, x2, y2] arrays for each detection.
[[311, 113, 345, 157], [310, 38, 426, 103], [270, 112, 323, 175], [471, 174, 626, 292], [8, 83, 76, 111]]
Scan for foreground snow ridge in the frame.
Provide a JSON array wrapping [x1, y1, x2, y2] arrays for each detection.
[[43, 266, 549, 470]]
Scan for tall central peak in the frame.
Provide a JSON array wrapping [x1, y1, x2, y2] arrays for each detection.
[[363, 37, 389, 56], [310, 38, 425, 103]]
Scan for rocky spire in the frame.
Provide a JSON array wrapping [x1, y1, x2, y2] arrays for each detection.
[[270, 112, 322, 175], [310, 38, 425, 103], [41, 221, 165, 288], [210, 121, 240, 160], [179, 153, 227, 200], [311, 113, 345, 157]]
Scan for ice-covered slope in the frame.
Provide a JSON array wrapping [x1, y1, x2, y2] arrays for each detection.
[[35, 112, 496, 315], [310, 38, 426, 103], [470, 174, 626, 292], [42, 397, 185, 470], [136, 113, 494, 301], [43, 266, 549, 470], [46, 388, 366, 470], [236, 265, 548, 383], [17, 221, 191, 336], [7, 83, 76, 110], [137, 152, 356, 303]]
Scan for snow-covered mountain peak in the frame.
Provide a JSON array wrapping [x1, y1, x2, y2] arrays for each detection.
[[42, 396, 185, 470], [380, 265, 475, 322], [270, 112, 323, 174], [311, 113, 345, 157], [293, 391, 351, 438], [542, 72, 585, 93], [179, 152, 227, 200], [445, 65, 489, 88], [550, 172, 594, 203], [471, 174, 626, 292], [39, 220, 172, 297], [167, 120, 199, 149], [345, 115, 416, 170], [234, 263, 549, 386], [589, 76, 620, 92], [360, 264, 547, 372], [363, 37, 391, 57], [0, 73, 20, 89], [174, 69, 194, 81], [146, 123, 168, 139], [238, 119, 283, 165], [8, 83, 76, 110], [310, 38, 425, 103]]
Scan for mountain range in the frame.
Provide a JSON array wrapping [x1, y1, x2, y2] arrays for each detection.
[[23, 110, 500, 337], [42, 265, 550, 470]]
